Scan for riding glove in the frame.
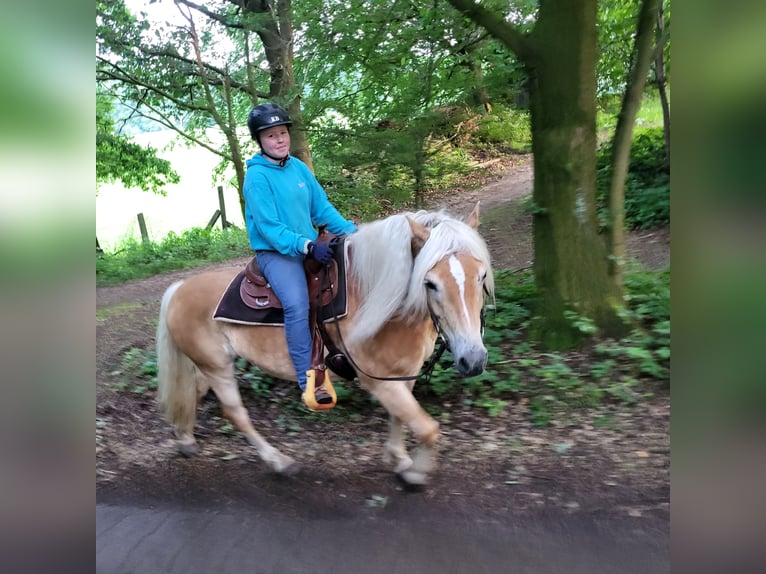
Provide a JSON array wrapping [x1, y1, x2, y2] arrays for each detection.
[[307, 241, 334, 265]]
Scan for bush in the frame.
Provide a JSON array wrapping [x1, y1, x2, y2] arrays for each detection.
[[474, 106, 532, 153], [596, 127, 670, 230]]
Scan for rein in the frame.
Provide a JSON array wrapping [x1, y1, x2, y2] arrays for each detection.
[[318, 263, 448, 383]]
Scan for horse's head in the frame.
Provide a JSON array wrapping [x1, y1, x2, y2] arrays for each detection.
[[408, 203, 493, 377]]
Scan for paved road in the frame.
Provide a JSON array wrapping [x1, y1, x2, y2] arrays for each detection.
[[97, 502, 668, 574]]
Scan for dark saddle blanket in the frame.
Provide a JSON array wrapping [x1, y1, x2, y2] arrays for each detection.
[[212, 240, 349, 326]]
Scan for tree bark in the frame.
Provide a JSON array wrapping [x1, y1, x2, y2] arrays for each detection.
[[654, 1, 671, 165], [448, 0, 627, 347], [239, 1, 314, 171], [526, 0, 626, 347], [607, 0, 660, 288]]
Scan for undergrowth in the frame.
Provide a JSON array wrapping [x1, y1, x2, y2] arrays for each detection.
[[414, 265, 669, 424], [596, 126, 670, 230]]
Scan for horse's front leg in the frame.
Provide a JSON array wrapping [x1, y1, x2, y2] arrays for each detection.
[[363, 379, 439, 486], [383, 414, 412, 473], [382, 380, 415, 473]]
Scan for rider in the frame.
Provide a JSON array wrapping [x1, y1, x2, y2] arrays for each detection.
[[244, 102, 356, 409]]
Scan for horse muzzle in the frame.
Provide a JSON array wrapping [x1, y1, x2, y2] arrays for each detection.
[[454, 345, 488, 377]]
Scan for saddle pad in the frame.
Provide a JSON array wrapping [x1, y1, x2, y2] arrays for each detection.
[[212, 242, 350, 326], [213, 270, 285, 326]]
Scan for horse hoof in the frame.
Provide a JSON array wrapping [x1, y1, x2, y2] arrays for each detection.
[[279, 461, 301, 477], [178, 442, 200, 457], [397, 469, 429, 488]]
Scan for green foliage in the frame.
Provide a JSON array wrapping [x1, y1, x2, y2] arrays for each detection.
[[563, 310, 598, 336], [596, 126, 670, 229], [594, 267, 671, 381], [596, 0, 670, 101], [596, 0, 641, 99], [474, 106, 532, 152], [235, 358, 278, 398], [314, 108, 498, 213], [415, 267, 669, 423], [112, 347, 158, 394], [96, 226, 251, 286], [96, 91, 179, 194]]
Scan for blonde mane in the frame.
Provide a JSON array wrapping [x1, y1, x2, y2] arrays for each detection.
[[345, 209, 494, 345]]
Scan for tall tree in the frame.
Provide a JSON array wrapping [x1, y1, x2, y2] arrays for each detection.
[[235, 0, 314, 170], [446, 0, 626, 347], [97, 0, 306, 218], [606, 0, 661, 289], [653, 0, 671, 164]]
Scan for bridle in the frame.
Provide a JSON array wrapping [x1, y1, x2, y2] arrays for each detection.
[[321, 261, 487, 384], [326, 287, 449, 383]]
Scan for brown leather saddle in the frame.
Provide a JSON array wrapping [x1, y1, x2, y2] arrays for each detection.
[[240, 243, 340, 312], [240, 258, 282, 309], [212, 229, 356, 384]]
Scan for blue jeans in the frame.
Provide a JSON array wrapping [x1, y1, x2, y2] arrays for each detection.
[[255, 250, 311, 390]]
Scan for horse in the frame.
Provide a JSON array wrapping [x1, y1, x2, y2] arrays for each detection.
[[156, 202, 494, 486]]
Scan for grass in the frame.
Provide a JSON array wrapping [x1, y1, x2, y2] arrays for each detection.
[[597, 92, 667, 133], [96, 302, 143, 321]]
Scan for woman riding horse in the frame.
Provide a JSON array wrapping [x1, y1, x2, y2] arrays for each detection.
[[156, 204, 493, 486]]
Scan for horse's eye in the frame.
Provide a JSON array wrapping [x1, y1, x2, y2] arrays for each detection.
[[424, 280, 438, 291]]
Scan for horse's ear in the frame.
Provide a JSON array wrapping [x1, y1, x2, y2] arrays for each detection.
[[464, 201, 480, 230], [406, 216, 431, 256]]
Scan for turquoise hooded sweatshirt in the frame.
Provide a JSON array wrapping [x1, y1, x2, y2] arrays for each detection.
[[243, 154, 356, 256]]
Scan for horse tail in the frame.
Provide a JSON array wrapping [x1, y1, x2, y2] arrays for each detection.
[[156, 281, 198, 432]]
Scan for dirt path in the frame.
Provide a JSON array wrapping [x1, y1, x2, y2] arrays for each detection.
[[96, 155, 670, 555]]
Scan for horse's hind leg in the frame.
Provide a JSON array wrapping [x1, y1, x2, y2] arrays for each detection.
[[203, 365, 298, 475], [173, 376, 210, 457]]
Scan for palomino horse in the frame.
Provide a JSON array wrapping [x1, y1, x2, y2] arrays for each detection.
[[156, 203, 494, 485]]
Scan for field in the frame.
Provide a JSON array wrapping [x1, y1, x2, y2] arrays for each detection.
[[96, 129, 246, 251]]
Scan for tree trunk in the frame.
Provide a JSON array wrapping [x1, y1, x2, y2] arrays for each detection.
[[286, 96, 315, 172], [243, 0, 314, 171], [447, 0, 627, 347], [607, 0, 659, 289], [459, 44, 492, 112], [654, 1, 670, 166], [527, 0, 625, 347]]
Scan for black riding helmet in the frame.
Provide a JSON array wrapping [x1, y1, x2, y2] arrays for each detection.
[[247, 103, 293, 165], [247, 103, 293, 140]]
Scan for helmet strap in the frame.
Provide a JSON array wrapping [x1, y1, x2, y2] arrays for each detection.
[[261, 150, 290, 167]]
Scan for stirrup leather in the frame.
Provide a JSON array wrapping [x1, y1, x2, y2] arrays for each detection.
[[302, 368, 337, 411]]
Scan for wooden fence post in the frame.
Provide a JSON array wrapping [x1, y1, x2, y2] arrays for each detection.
[[206, 209, 221, 230], [217, 186, 229, 229], [137, 213, 150, 244]]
